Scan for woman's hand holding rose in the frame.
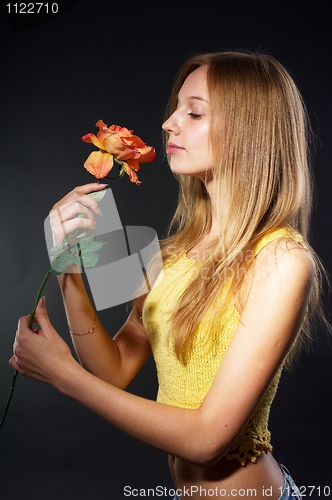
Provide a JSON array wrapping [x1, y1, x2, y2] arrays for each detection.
[[9, 298, 78, 389], [49, 183, 107, 248]]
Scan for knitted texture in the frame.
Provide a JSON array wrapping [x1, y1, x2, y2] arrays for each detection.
[[142, 228, 305, 465]]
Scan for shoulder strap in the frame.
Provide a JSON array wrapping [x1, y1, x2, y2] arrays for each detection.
[[254, 227, 307, 256]]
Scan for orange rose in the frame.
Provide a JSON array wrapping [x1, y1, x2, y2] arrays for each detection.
[[82, 120, 156, 184]]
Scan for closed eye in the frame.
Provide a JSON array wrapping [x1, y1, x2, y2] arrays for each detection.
[[189, 113, 202, 119]]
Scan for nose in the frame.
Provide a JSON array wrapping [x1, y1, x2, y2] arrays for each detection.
[[162, 111, 179, 135]]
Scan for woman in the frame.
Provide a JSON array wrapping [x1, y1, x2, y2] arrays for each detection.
[[10, 51, 322, 499]]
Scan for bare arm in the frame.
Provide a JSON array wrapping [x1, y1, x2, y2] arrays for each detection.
[[50, 183, 151, 388], [11, 239, 314, 467], [58, 271, 151, 388]]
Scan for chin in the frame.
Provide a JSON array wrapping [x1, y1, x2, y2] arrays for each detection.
[[169, 161, 186, 176]]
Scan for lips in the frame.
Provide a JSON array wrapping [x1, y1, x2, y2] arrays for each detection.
[[166, 142, 185, 154]]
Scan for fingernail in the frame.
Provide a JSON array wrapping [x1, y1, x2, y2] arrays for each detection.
[[98, 183, 108, 188], [39, 296, 46, 307]]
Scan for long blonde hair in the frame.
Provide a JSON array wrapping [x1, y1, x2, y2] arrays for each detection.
[[138, 51, 325, 366]]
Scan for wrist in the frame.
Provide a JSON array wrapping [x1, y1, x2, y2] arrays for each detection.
[[53, 357, 85, 396], [57, 266, 82, 284]]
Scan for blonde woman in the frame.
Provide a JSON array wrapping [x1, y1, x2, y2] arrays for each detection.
[[11, 52, 323, 499]]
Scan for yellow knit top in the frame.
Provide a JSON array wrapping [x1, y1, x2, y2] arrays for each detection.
[[142, 228, 306, 465]]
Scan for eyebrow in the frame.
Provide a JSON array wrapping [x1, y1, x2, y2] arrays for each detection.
[[177, 95, 209, 104], [189, 95, 208, 103]]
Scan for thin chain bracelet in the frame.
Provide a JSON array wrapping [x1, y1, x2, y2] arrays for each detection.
[[69, 315, 97, 336]]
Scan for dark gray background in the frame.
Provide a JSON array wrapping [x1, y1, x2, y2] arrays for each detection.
[[0, 1, 331, 499]]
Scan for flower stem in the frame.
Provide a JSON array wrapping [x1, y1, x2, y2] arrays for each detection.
[[0, 268, 52, 430], [0, 371, 18, 431], [104, 158, 124, 180], [28, 268, 53, 329]]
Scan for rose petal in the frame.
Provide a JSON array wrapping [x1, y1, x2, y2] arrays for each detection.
[[84, 151, 114, 179], [95, 119, 108, 130], [109, 125, 133, 137], [136, 146, 156, 163], [103, 134, 140, 160], [82, 133, 104, 150], [122, 160, 142, 184], [126, 159, 141, 172], [94, 120, 114, 143], [108, 124, 122, 134], [121, 135, 148, 149]]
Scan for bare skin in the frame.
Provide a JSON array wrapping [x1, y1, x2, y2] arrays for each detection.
[[169, 453, 284, 499]]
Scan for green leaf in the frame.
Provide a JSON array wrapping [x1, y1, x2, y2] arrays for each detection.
[[76, 237, 107, 254], [87, 240, 107, 252], [51, 251, 81, 274], [56, 237, 70, 252], [88, 190, 107, 202], [81, 252, 99, 267], [113, 157, 122, 167], [49, 246, 65, 257], [74, 236, 93, 251], [50, 235, 107, 274]]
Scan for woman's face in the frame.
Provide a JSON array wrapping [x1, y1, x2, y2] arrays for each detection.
[[162, 66, 214, 180]]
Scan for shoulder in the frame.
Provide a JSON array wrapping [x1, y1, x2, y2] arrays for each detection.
[[255, 237, 315, 283], [237, 237, 315, 314]]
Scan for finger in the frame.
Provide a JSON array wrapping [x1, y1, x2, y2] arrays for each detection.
[[59, 183, 108, 201], [51, 195, 101, 220], [17, 312, 42, 341], [9, 354, 31, 377], [9, 352, 24, 373], [52, 203, 97, 234], [17, 314, 33, 334], [69, 183, 108, 195], [55, 200, 98, 221], [50, 198, 100, 247], [53, 217, 96, 248], [9, 355, 19, 371], [33, 296, 55, 336], [51, 184, 107, 215], [51, 203, 96, 240]]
